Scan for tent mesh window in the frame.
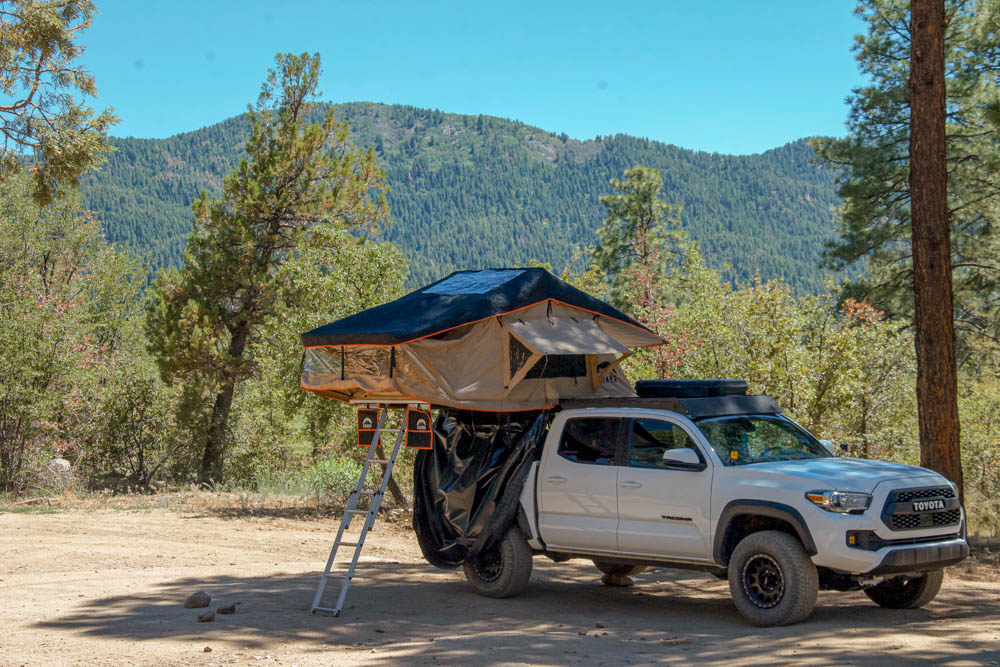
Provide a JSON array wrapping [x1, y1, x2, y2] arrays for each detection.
[[525, 355, 587, 379], [343, 347, 393, 376], [304, 348, 343, 377], [509, 335, 536, 377]]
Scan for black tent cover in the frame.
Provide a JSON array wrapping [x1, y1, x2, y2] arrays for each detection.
[[413, 409, 550, 569], [301, 267, 652, 347]]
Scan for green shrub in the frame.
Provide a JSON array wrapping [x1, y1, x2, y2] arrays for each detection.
[[304, 457, 373, 504], [251, 456, 377, 506]]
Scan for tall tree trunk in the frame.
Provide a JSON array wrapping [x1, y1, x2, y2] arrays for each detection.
[[200, 323, 251, 483], [909, 0, 963, 498]]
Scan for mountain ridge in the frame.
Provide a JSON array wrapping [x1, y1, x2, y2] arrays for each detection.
[[79, 101, 841, 291]]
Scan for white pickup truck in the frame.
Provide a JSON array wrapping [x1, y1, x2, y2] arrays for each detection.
[[460, 381, 969, 626]]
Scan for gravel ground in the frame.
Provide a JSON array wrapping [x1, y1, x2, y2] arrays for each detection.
[[1, 502, 998, 666]]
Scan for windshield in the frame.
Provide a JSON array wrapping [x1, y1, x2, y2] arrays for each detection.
[[693, 414, 830, 465]]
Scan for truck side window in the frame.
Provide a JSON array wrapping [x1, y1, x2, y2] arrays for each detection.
[[558, 418, 621, 465], [629, 419, 699, 469]]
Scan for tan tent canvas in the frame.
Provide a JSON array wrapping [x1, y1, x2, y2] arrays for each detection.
[[300, 268, 663, 411]]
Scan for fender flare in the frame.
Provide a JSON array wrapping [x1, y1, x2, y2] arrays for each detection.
[[714, 499, 817, 565]]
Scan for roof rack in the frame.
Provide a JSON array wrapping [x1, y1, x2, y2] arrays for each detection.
[[559, 394, 780, 419]]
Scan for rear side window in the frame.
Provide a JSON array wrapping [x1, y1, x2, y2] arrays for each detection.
[[558, 418, 621, 465]]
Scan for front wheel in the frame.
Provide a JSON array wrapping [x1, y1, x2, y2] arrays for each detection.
[[727, 530, 818, 627], [864, 570, 943, 609], [463, 527, 533, 598]]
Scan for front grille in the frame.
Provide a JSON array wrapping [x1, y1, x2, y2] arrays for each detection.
[[883, 486, 962, 531], [933, 509, 962, 526], [891, 514, 923, 530], [896, 487, 955, 502]]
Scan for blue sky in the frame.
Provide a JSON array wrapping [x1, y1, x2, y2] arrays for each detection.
[[80, 1, 865, 154]]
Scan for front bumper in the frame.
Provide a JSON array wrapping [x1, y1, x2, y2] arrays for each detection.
[[865, 538, 969, 575], [805, 474, 968, 574]]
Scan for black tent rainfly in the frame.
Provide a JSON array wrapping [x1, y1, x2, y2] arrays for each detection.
[[301, 268, 665, 569]]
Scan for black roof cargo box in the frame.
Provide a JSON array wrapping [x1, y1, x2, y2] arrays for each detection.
[[635, 379, 748, 399]]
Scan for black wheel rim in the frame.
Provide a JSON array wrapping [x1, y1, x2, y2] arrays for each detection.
[[741, 554, 785, 609], [472, 543, 503, 583]]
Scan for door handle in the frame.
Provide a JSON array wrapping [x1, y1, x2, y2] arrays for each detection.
[[545, 475, 568, 485], [619, 481, 642, 488]]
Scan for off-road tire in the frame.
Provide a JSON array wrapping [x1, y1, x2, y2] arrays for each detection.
[[863, 570, 943, 609], [727, 530, 818, 627], [463, 527, 533, 598], [593, 560, 647, 577]]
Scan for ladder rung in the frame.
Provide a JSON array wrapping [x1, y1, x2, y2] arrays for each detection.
[[339, 541, 360, 548], [345, 509, 368, 516], [369, 458, 391, 464], [358, 489, 380, 496], [311, 606, 340, 616]]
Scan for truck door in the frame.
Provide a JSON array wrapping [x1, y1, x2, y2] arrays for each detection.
[[617, 418, 713, 560], [537, 417, 624, 551]]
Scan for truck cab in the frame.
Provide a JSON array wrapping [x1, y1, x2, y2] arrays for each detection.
[[462, 380, 969, 627]]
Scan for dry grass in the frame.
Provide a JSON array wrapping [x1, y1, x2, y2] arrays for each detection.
[[952, 536, 1000, 583]]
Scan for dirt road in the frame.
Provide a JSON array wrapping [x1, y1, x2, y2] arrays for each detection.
[[1, 504, 998, 666]]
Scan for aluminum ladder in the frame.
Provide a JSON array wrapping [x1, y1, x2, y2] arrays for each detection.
[[310, 407, 405, 616]]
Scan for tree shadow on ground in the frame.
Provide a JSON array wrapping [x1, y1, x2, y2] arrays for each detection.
[[33, 560, 1000, 665]]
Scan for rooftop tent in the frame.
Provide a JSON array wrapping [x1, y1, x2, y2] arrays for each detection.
[[300, 268, 664, 411]]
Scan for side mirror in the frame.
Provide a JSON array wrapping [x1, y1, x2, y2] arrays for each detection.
[[662, 448, 705, 470], [819, 439, 837, 456]]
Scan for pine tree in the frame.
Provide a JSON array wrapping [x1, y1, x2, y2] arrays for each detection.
[[0, 0, 118, 205], [145, 53, 389, 482], [591, 165, 682, 310], [812, 0, 1000, 351], [909, 0, 963, 494]]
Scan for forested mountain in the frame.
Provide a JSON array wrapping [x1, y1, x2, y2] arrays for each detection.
[[80, 102, 841, 291]]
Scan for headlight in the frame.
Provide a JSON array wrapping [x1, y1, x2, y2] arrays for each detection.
[[805, 490, 872, 513]]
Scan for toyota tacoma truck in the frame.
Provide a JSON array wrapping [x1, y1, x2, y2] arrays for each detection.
[[461, 380, 969, 626]]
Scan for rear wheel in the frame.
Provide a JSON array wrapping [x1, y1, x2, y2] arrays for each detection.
[[593, 560, 647, 577], [727, 530, 818, 626], [463, 527, 533, 598], [864, 570, 943, 609]]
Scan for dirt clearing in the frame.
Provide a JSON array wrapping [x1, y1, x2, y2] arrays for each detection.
[[1, 504, 998, 666]]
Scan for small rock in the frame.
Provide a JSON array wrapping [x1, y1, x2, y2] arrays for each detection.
[[217, 604, 236, 614], [184, 591, 211, 608], [198, 610, 215, 622], [203, 646, 212, 653], [601, 573, 634, 587]]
